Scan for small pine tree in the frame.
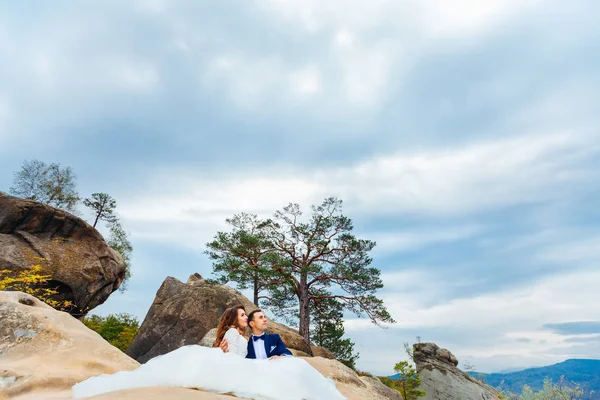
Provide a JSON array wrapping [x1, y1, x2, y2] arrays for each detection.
[[83, 192, 117, 228], [380, 361, 426, 400]]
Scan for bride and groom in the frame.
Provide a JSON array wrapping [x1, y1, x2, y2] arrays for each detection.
[[72, 305, 346, 400], [215, 306, 292, 359]]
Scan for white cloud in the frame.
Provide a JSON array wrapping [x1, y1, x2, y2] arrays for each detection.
[[0, 94, 12, 123], [339, 131, 598, 215], [232, 0, 546, 112], [118, 173, 320, 249], [334, 30, 354, 46], [133, 0, 169, 15], [289, 66, 321, 96], [261, 0, 542, 41], [117, 131, 598, 248], [0, 94, 15, 148], [347, 266, 600, 373], [538, 236, 600, 264], [419, 0, 541, 38], [30, 50, 61, 91], [202, 53, 286, 109], [370, 224, 483, 254], [110, 60, 160, 91], [333, 38, 397, 107]]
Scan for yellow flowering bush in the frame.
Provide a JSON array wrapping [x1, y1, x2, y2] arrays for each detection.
[[0, 261, 74, 312]]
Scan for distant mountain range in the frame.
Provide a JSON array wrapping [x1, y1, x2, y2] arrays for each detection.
[[471, 359, 600, 397]]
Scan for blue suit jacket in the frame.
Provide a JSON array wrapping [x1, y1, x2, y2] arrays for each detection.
[[246, 333, 292, 359]]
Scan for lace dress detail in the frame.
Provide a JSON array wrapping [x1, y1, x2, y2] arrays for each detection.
[[224, 327, 248, 358]]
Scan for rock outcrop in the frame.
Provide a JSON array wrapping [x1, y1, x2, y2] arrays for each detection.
[[304, 357, 402, 400], [0, 290, 139, 399], [0, 290, 401, 400], [127, 274, 312, 363], [414, 342, 500, 400], [0, 192, 126, 315], [311, 345, 336, 359]]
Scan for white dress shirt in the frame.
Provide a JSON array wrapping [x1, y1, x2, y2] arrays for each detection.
[[251, 334, 268, 359]]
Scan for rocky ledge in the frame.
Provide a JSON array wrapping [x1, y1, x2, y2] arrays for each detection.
[[0, 290, 401, 400], [0, 192, 126, 315]]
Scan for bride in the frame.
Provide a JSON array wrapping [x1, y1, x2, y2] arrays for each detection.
[[72, 305, 347, 400]]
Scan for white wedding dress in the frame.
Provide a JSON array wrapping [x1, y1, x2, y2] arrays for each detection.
[[72, 328, 346, 400]]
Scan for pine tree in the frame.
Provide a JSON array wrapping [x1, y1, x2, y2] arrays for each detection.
[[380, 361, 426, 400], [311, 297, 359, 369], [83, 192, 117, 228]]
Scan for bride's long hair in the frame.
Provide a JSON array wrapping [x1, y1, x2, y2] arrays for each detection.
[[213, 305, 247, 347]]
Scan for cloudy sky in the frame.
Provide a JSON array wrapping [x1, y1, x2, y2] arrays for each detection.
[[1, 0, 599, 375]]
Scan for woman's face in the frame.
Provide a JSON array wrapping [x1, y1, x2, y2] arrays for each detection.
[[237, 308, 248, 328]]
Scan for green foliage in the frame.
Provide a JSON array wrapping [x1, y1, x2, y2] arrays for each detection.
[[0, 262, 75, 312], [207, 197, 395, 344], [10, 160, 79, 212], [9, 160, 132, 292], [310, 298, 359, 369], [84, 192, 117, 228], [380, 361, 426, 400], [205, 213, 274, 305], [498, 376, 593, 399], [83, 193, 131, 291], [82, 313, 139, 352], [107, 220, 133, 290]]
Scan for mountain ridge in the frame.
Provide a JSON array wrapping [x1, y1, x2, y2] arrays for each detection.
[[471, 358, 600, 397]]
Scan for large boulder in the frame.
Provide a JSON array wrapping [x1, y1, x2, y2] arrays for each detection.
[[0, 192, 126, 315], [413, 342, 501, 400], [127, 273, 312, 363], [0, 290, 400, 400], [0, 290, 139, 399]]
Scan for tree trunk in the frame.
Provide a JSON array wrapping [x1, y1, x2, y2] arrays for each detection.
[[298, 272, 311, 347], [253, 271, 259, 306], [92, 204, 104, 228]]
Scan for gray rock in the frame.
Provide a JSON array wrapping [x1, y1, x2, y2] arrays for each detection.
[[200, 328, 217, 347], [311, 345, 336, 359], [0, 192, 126, 316], [126, 275, 312, 363], [414, 343, 500, 400]]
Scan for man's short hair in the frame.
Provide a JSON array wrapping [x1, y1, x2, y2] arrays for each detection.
[[248, 309, 263, 324]]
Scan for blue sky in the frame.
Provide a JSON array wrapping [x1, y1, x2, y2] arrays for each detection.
[[1, 0, 599, 375]]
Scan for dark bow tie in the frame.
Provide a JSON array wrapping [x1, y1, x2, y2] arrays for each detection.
[[252, 335, 265, 342]]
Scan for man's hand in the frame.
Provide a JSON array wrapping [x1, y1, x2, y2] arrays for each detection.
[[268, 355, 280, 360], [219, 338, 229, 353]]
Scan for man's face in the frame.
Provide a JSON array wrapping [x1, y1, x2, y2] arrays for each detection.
[[250, 311, 268, 333]]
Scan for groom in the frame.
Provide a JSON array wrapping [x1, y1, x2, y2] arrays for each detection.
[[245, 309, 292, 359], [219, 309, 292, 359]]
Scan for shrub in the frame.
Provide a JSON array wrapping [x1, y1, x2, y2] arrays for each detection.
[[0, 262, 74, 312], [82, 313, 139, 352]]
